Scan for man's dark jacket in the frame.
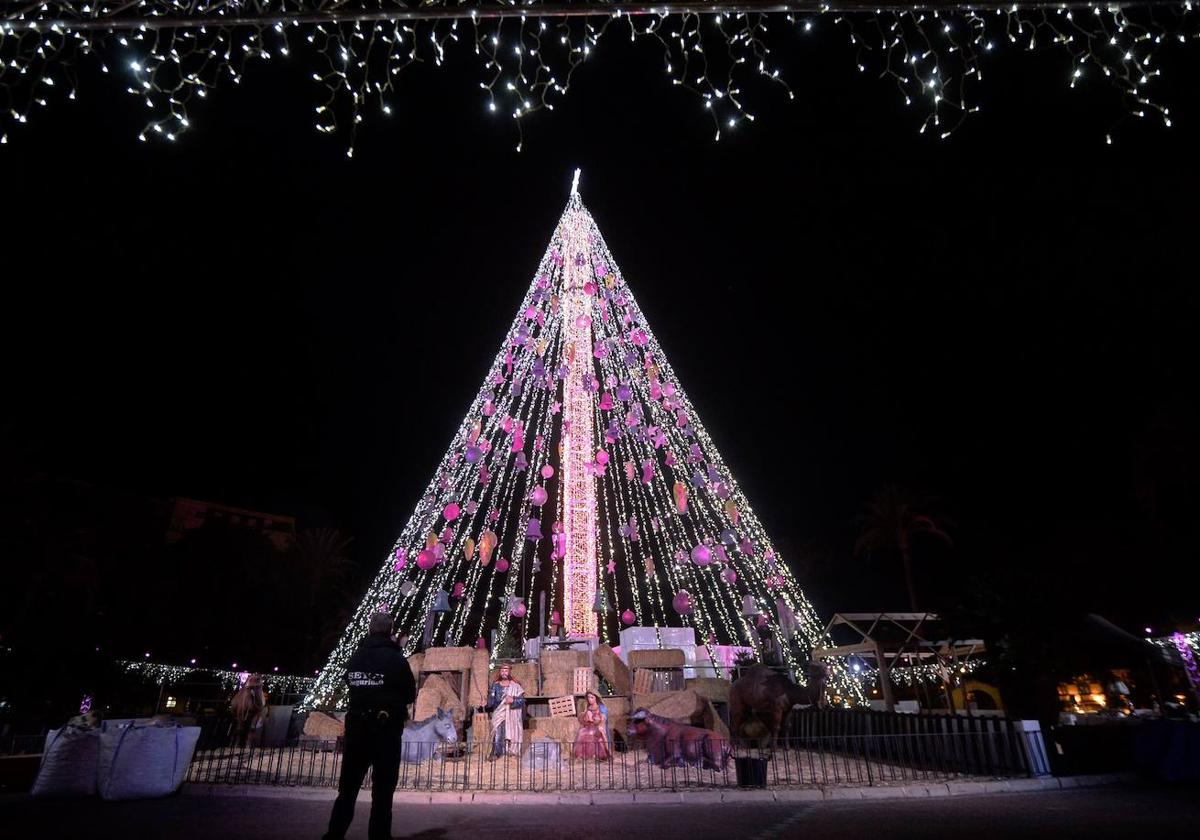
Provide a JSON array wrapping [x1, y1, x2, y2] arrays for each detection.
[[343, 635, 416, 718]]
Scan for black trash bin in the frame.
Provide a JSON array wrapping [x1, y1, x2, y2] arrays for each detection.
[[734, 756, 768, 787]]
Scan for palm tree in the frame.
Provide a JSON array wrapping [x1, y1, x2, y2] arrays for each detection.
[[854, 486, 953, 611]]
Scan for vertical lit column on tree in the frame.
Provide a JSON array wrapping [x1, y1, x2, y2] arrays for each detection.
[[560, 197, 598, 637]]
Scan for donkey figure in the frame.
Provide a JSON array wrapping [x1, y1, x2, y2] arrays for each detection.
[[626, 709, 729, 770], [401, 708, 457, 764]]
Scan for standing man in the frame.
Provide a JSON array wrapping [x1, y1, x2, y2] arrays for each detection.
[[323, 612, 416, 840]]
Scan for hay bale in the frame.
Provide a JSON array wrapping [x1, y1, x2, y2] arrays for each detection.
[[468, 648, 490, 709], [644, 689, 704, 724], [414, 674, 463, 726], [600, 696, 631, 719], [471, 711, 491, 744], [542, 671, 574, 698], [302, 711, 345, 739], [632, 691, 677, 712], [628, 649, 685, 669], [423, 646, 475, 671], [490, 662, 540, 694], [700, 698, 730, 741], [593, 645, 630, 695], [407, 653, 424, 684], [540, 649, 586, 674], [686, 678, 731, 704], [529, 716, 579, 743]]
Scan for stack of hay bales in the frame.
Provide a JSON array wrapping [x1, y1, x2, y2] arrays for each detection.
[[422, 647, 475, 673], [414, 647, 475, 731], [593, 645, 630, 695], [686, 677, 732, 741], [471, 711, 491, 744], [468, 648, 490, 710], [629, 649, 686, 693], [528, 715, 579, 744], [413, 674, 464, 728], [632, 689, 704, 723], [407, 653, 424, 684], [539, 649, 586, 697], [685, 677, 731, 705], [627, 688, 729, 741], [489, 662, 540, 694]]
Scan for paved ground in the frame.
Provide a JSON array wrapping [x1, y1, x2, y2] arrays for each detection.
[[3, 784, 1198, 839]]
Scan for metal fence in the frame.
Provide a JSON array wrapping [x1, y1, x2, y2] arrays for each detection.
[[0, 733, 48, 756], [790, 708, 1046, 778], [185, 728, 1038, 791]]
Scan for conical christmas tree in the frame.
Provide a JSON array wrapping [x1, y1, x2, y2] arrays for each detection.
[[303, 173, 860, 709]]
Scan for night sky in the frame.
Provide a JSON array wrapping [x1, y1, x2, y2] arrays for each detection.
[[5, 25, 1199, 654]]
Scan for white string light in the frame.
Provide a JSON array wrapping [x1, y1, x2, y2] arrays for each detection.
[[118, 659, 315, 695], [2, 3, 1195, 154]]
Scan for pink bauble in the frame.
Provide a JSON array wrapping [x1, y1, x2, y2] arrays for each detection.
[[452, 582, 465, 599], [530, 486, 548, 506], [691, 544, 712, 566], [621, 609, 636, 626], [541, 465, 554, 479], [495, 557, 510, 572], [443, 502, 461, 522], [595, 449, 609, 466], [551, 610, 562, 626], [722, 568, 738, 584], [511, 602, 527, 618], [416, 549, 437, 570], [672, 590, 693, 615]]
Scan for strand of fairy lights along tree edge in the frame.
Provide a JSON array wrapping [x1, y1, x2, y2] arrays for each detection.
[[118, 660, 315, 693], [304, 189, 859, 710], [303, 217, 552, 709], [306, 202, 580, 707], [583, 205, 862, 704], [0, 5, 1192, 152], [566, 196, 850, 692]]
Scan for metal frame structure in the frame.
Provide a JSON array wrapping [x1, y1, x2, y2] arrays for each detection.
[[811, 612, 985, 713]]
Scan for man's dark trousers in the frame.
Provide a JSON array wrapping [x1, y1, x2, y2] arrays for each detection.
[[323, 710, 402, 840]]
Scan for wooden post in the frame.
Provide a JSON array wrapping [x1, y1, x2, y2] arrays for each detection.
[[873, 641, 895, 712]]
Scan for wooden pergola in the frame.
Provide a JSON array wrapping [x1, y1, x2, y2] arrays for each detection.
[[811, 612, 985, 713]]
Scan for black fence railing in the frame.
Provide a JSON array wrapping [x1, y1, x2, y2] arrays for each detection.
[[790, 708, 1046, 778], [185, 729, 1036, 791]]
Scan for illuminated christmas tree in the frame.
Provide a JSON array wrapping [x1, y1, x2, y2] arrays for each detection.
[[303, 172, 860, 709]]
